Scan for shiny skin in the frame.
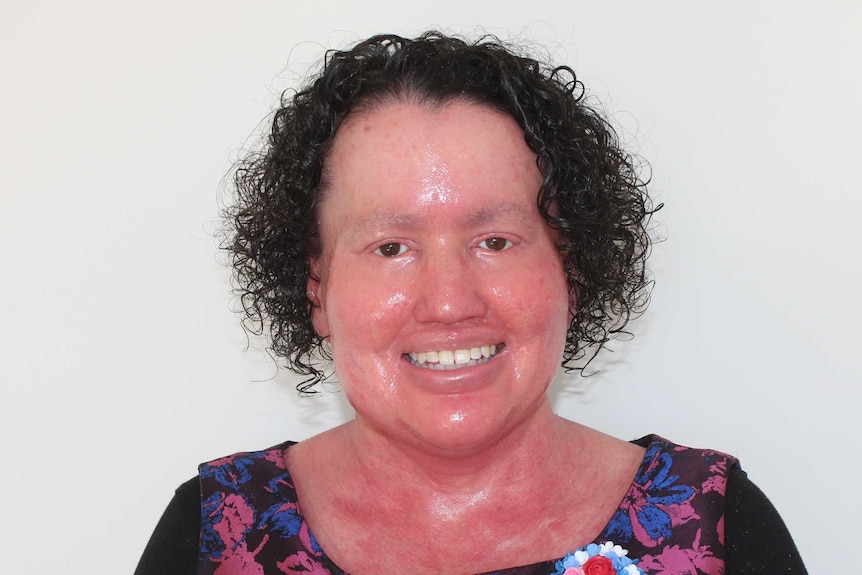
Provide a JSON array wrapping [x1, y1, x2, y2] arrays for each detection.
[[310, 101, 570, 457]]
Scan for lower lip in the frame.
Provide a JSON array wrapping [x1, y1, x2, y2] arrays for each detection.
[[403, 348, 505, 395]]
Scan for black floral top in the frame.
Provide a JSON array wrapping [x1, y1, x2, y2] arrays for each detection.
[[192, 436, 780, 574], [134, 435, 807, 575]]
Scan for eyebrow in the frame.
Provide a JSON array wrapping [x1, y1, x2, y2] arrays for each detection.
[[464, 202, 534, 226], [351, 201, 534, 233]]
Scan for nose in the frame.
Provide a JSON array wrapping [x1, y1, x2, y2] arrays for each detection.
[[413, 248, 488, 324]]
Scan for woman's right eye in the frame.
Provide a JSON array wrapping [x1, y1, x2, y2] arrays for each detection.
[[374, 242, 408, 257]]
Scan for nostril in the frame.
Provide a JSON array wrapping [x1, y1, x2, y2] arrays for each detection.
[[413, 253, 489, 324], [414, 282, 488, 324]]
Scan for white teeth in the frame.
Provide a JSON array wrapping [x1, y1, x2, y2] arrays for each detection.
[[407, 344, 500, 370], [454, 349, 471, 364]]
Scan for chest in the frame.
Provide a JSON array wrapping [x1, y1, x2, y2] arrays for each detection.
[[292, 461, 638, 574], [302, 496, 597, 574], [195, 437, 735, 575]]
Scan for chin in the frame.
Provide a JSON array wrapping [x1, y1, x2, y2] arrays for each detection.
[[397, 396, 542, 457]]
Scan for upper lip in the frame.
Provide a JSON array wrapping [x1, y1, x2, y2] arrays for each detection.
[[399, 328, 505, 355], [405, 343, 501, 355]]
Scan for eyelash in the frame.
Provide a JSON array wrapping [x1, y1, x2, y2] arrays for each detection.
[[374, 242, 408, 257], [373, 237, 514, 258], [479, 237, 513, 251]]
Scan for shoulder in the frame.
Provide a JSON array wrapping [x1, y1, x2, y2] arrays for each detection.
[[725, 468, 808, 573], [631, 434, 740, 492], [134, 477, 200, 575], [628, 436, 807, 573], [198, 440, 296, 481], [197, 441, 298, 505], [135, 441, 300, 575]]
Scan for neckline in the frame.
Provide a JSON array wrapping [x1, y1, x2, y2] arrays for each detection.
[[270, 434, 663, 575]]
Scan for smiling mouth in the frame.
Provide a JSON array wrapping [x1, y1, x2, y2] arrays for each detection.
[[406, 344, 502, 370]]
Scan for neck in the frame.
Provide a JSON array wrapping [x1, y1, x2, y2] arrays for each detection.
[[342, 401, 585, 501], [285, 402, 644, 573]]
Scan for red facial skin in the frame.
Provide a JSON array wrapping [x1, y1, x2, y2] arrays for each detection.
[[310, 101, 570, 458]]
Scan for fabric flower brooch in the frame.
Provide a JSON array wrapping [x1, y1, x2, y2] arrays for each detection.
[[553, 541, 644, 575]]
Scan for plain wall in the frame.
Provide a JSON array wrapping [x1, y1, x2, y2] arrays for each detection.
[[2, 1, 860, 572]]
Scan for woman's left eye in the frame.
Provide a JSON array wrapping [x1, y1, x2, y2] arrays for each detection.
[[479, 237, 513, 251], [374, 242, 408, 257]]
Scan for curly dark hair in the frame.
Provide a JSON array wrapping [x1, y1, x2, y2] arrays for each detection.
[[224, 31, 655, 392]]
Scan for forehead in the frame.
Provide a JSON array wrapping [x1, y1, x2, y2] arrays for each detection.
[[332, 98, 522, 149], [318, 100, 543, 233]]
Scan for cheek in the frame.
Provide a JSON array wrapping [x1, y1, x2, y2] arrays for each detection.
[[492, 260, 570, 372], [370, 290, 409, 323], [494, 261, 569, 323], [321, 264, 411, 348]]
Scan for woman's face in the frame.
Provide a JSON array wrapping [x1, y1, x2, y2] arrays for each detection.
[[311, 101, 570, 455]]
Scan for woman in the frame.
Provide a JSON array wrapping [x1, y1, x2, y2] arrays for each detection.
[[136, 32, 806, 574]]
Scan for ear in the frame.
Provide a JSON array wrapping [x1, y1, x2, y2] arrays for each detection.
[[564, 254, 580, 316], [308, 259, 329, 338]]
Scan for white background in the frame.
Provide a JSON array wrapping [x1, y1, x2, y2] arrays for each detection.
[[2, 1, 860, 573]]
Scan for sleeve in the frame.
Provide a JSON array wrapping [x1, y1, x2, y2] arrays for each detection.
[[134, 477, 201, 575], [724, 467, 807, 574]]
